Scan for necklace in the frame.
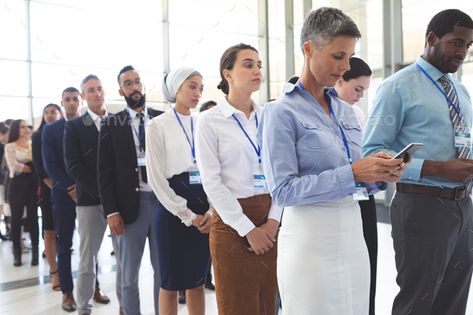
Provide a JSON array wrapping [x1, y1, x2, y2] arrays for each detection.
[[15, 141, 32, 161]]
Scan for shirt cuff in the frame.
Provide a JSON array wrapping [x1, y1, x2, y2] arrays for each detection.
[[179, 211, 197, 227], [402, 158, 424, 181], [337, 164, 357, 195], [233, 215, 256, 237], [267, 204, 283, 222], [106, 212, 120, 218]]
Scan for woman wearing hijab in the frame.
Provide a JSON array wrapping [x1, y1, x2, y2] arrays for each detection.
[[146, 67, 211, 315]]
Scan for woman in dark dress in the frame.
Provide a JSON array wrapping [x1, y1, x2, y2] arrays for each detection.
[[32, 103, 62, 289]]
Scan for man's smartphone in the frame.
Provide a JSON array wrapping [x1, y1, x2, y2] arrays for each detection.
[[393, 143, 424, 162]]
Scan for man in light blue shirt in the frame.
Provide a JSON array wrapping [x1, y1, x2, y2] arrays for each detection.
[[363, 9, 473, 315]]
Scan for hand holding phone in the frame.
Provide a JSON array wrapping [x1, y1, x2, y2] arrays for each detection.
[[393, 143, 424, 162]]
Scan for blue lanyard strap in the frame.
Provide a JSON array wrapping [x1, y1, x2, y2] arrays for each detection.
[[127, 111, 145, 150], [328, 104, 352, 164], [173, 108, 195, 163], [298, 81, 352, 164], [416, 63, 461, 115], [232, 113, 261, 163]]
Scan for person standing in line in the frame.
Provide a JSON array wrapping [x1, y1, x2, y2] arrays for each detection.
[[333, 56, 377, 315], [98, 65, 163, 315], [258, 8, 405, 314], [42, 87, 80, 312], [363, 9, 473, 315], [147, 67, 211, 315], [4, 119, 39, 267], [178, 99, 217, 306], [32, 103, 62, 290], [195, 43, 282, 315], [0, 121, 10, 241], [64, 75, 116, 315]]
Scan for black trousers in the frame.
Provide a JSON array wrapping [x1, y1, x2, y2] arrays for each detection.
[[391, 192, 473, 315], [359, 195, 378, 315], [7, 173, 39, 255]]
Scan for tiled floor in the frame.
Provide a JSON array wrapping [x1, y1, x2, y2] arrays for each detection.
[[0, 206, 472, 315]]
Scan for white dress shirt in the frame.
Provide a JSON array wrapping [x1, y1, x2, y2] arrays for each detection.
[[86, 108, 107, 131], [146, 108, 204, 226], [351, 105, 366, 130], [126, 106, 152, 192], [195, 98, 283, 237]]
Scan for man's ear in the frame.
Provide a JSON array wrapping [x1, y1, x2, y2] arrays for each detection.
[[426, 31, 439, 47], [118, 88, 124, 97]]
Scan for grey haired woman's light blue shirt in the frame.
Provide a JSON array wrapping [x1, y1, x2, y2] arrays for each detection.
[[258, 81, 384, 208]]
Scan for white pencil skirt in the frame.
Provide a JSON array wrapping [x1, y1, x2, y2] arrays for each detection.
[[278, 196, 370, 315]]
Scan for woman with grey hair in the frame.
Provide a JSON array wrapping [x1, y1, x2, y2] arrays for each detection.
[[258, 7, 406, 314], [146, 67, 211, 315]]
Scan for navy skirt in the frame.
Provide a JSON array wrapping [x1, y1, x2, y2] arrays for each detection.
[[156, 172, 211, 290]]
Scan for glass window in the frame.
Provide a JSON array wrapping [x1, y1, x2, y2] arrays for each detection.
[[0, 0, 27, 60], [402, 0, 473, 63], [0, 97, 30, 121], [168, 0, 261, 104], [0, 60, 29, 97]]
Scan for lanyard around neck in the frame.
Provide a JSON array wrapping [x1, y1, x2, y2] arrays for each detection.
[[416, 63, 460, 115], [127, 110, 145, 149], [173, 108, 195, 163], [232, 112, 261, 163]]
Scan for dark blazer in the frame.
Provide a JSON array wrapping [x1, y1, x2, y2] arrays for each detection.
[[32, 130, 48, 182], [64, 112, 102, 206], [42, 118, 75, 193], [32, 128, 51, 199], [98, 107, 163, 224]]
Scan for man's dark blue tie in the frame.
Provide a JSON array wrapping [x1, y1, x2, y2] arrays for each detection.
[[137, 112, 147, 183]]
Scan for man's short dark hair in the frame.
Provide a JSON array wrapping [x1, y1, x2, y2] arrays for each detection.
[[80, 74, 100, 92], [426, 9, 473, 40], [62, 87, 79, 97], [200, 100, 217, 112], [117, 65, 135, 84]]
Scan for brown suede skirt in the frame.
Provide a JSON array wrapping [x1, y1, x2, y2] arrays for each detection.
[[210, 194, 278, 315]]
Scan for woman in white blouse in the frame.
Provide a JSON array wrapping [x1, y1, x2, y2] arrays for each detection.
[[4, 119, 38, 267], [195, 43, 283, 315], [146, 67, 211, 315]]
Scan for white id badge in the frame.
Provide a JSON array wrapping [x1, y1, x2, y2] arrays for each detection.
[[189, 170, 201, 185], [137, 153, 146, 166], [353, 182, 369, 201], [253, 166, 267, 192], [455, 128, 471, 148]]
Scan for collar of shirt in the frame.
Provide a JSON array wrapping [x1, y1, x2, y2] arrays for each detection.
[[86, 108, 107, 130], [86, 108, 107, 121], [218, 97, 260, 119], [284, 81, 298, 95], [126, 106, 148, 120], [416, 56, 445, 82]]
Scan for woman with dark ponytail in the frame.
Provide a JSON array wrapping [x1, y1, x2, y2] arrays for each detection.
[[195, 43, 282, 314]]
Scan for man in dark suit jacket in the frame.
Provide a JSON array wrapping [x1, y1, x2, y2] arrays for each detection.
[[64, 75, 118, 315], [98, 65, 162, 315], [42, 87, 80, 312]]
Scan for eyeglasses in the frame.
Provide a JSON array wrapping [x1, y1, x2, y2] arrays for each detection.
[[123, 79, 142, 89]]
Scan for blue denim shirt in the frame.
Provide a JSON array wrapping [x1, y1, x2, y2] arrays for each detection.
[[258, 81, 384, 208], [363, 57, 472, 188]]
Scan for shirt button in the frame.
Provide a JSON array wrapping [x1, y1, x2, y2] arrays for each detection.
[[135, 187, 139, 192]]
